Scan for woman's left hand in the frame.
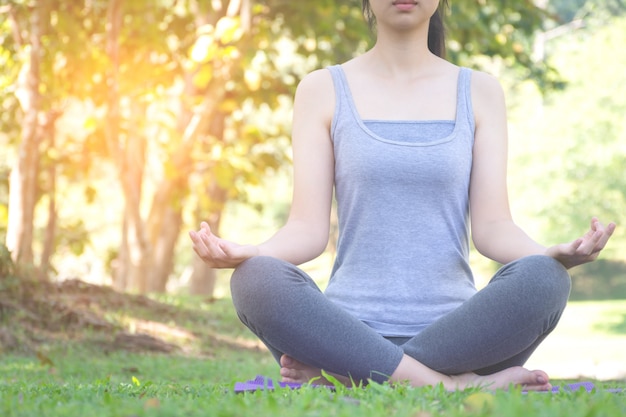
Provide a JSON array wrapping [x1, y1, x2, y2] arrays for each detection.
[[545, 217, 616, 269]]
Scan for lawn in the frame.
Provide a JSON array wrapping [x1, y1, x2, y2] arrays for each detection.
[[0, 288, 624, 417], [526, 300, 626, 381]]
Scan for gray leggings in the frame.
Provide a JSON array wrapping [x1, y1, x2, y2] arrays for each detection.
[[230, 255, 570, 384]]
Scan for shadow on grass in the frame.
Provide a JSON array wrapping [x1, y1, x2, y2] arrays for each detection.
[[0, 277, 260, 357]]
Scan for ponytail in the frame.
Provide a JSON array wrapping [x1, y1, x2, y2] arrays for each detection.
[[362, 0, 448, 58]]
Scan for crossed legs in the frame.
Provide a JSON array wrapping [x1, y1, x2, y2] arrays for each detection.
[[230, 255, 570, 390]]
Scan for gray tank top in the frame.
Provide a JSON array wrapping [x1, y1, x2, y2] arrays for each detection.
[[324, 65, 478, 337]]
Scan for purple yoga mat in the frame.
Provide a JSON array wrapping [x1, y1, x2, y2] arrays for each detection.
[[234, 375, 303, 393], [234, 375, 622, 394], [543, 381, 622, 394], [549, 381, 595, 393]]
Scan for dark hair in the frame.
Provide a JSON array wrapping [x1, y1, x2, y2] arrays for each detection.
[[362, 0, 448, 58]]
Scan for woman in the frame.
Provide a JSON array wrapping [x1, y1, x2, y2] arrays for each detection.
[[190, 0, 615, 390]]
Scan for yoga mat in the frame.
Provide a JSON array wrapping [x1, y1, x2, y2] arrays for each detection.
[[234, 375, 623, 394], [234, 375, 302, 393]]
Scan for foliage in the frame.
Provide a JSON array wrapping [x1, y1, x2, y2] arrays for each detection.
[[0, 0, 618, 292], [505, 15, 626, 284], [0, 243, 15, 279], [570, 260, 626, 300], [447, 1, 561, 90], [549, 0, 626, 24]]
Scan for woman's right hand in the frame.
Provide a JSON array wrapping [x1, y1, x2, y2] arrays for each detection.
[[189, 222, 259, 268]]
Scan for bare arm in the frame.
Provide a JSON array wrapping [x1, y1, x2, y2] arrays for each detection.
[[469, 71, 545, 263], [469, 71, 615, 267], [190, 69, 336, 267], [256, 69, 336, 263]]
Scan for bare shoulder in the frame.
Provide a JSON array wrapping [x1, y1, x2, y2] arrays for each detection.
[[471, 70, 505, 99], [469, 70, 506, 124], [295, 68, 334, 101], [293, 68, 335, 123]]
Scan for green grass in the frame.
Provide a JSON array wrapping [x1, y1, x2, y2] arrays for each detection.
[[1, 296, 624, 417], [525, 300, 626, 380], [1, 349, 623, 417]]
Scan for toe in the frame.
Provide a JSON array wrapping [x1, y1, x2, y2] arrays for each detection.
[[514, 368, 551, 391], [280, 366, 298, 380], [280, 354, 294, 368]]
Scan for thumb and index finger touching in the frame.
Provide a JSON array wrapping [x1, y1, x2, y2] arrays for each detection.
[[189, 221, 254, 268], [189, 221, 224, 257]]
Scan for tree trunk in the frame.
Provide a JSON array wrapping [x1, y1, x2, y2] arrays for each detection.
[[106, 0, 125, 291], [109, 0, 244, 294], [189, 256, 217, 297], [39, 112, 60, 281], [148, 200, 183, 293], [189, 181, 227, 296], [123, 203, 152, 293], [105, 0, 153, 293], [120, 102, 151, 292], [6, 4, 45, 268], [141, 80, 226, 293], [112, 215, 130, 291]]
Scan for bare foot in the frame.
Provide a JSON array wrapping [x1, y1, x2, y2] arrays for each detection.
[[391, 354, 552, 391], [279, 355, 352, 386], [452, 366, 552, 391]]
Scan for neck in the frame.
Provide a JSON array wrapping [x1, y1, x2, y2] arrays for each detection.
[[366, 27, 436, 78]]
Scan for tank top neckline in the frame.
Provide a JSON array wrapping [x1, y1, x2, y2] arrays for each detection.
[[330, 65, 471, 147]]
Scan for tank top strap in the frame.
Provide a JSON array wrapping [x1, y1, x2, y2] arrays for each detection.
[[327, 65, 351, 139], [456, 67, 475, 134]]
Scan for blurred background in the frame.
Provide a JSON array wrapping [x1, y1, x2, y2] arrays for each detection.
[[0, 0, 624, 379]]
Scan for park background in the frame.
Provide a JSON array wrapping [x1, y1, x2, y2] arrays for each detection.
[[1, 0, 625, 391]]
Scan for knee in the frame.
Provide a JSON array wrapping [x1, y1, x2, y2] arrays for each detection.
[[230, 256, 283, 303], [230, 256, 308, 331], [517, 255, 571, 305]]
